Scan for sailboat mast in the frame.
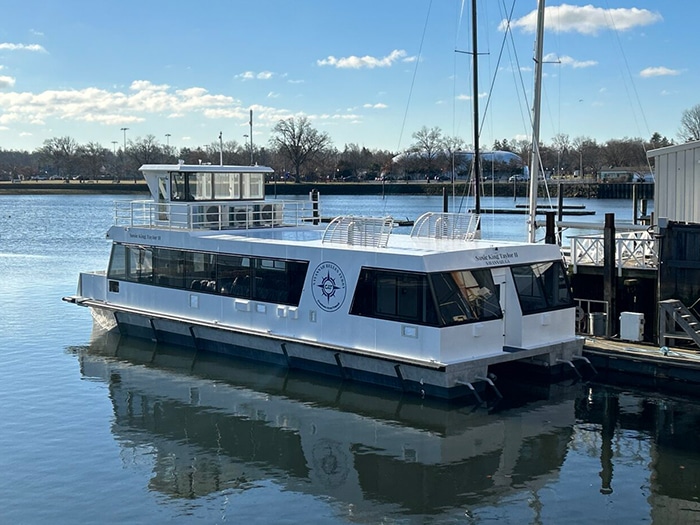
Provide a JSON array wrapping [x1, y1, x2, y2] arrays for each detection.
[[471, 0, 481, 216], [528, 0, 545, 243]]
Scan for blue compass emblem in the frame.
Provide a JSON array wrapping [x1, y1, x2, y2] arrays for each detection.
[[311, 261, 346, 312]]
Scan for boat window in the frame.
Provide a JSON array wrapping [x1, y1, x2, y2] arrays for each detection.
[[242, 172, 264, 199], [120, 245, 153, 284], [511, 261, 574, 314], [350, 269, 439, 326], [213, 172, 240, 200], [252, 258, 308, 304], [429, 269, 502, 326], [217, 255, 252, 297], [153, 248, 185, 288], [107, 243, 127, 280], [171, 172, 187, 201], [185, 252, 217, 292]]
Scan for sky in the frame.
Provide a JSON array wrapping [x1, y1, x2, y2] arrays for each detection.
[[0, 1, 696, 155]]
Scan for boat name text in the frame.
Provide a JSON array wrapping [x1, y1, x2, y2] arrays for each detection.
[[475, 251, 519, 266]]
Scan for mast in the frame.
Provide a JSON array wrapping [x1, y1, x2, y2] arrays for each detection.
[[527, 0, 545, 243], [471, 0, 481, 218]]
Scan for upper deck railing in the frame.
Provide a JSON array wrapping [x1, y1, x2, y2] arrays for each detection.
[[569, 230, 658, 275], [114, 199, 317, 231]]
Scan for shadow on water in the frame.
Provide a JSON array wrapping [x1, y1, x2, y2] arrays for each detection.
[[67, 330, 700, 522]]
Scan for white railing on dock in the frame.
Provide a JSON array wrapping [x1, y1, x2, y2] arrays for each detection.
[[114, 199, 316, 231], [569, 230, 658, 275]]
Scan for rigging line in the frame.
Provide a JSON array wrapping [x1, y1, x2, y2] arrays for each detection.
[[501, 0, 531, 141], [396, 0, 433, 152], [602, 0, 651, 139], [601, 0, 654, 176], [478, 0, 518, 138]]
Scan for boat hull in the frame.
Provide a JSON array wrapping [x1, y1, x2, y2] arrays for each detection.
[[92, 306, 584, 402]]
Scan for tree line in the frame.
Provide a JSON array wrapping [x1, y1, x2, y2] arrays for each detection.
[[2, 103, 700, 183]]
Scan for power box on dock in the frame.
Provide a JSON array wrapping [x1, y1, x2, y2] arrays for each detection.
[[620, 312, 645, 342]]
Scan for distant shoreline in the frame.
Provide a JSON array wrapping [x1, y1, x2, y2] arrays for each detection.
[[0, 180, 654, 199]]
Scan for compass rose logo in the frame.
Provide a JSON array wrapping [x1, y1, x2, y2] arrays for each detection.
[[311, 261, 346, 312]]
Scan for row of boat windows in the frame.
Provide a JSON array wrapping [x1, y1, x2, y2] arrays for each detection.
[[349, 261, 573, 327], [107, 243, 307, 306], [107, 243, 573, 327], [168, 171, 265, 202]]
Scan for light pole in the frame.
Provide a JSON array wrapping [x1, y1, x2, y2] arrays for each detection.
[[165, 133, 171, 159], [243, 134, 250, 165], [120, 127, 129, 182], [120, 127, 129, 151]]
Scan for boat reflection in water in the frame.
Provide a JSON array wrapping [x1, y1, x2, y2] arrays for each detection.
[[74, 330, 700, 522]]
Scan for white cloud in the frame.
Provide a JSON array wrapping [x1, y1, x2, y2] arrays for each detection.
[[543, 53, 597, 69], [501, 5, 662, 35], [0, 80, 242, 127], [0, 75, 16, 88], [317, 49, 410, 69], [640, 66, 681, 78], [0, 42, 46, 52], [236, 70, 275, 80], [457, 92, 487, 101], [267, 91, 280, 98], [363, 103, 387, 109]]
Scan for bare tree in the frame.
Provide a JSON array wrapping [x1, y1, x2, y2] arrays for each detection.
[[38, 136, 78, 178], [679, 104, 700, 142], [409, 126, 445, 176], [77, 142, 108, 181], [270, 116, 332, 182]]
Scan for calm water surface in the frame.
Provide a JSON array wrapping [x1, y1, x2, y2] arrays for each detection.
[[3, 193, 699, 525]]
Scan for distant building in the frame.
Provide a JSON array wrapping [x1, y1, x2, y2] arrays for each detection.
[[597, 167, 644, 183]]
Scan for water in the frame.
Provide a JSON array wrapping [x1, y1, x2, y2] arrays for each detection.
[[4, 193, 700, 525]]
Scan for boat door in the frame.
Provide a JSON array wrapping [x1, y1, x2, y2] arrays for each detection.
[[490, 267, 509, 346], [157, 174, 169, 221]]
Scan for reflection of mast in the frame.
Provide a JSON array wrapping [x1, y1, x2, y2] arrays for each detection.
[[528, 0, 546, 243]]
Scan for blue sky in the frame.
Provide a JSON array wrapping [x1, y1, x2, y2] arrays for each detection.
[[0, 1, 695, 154]]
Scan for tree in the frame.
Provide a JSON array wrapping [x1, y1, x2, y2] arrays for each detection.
[[269, 116, 332, 182], [648, 132, 672, 150], [679, 104, 700, 142], [77, 142, 108, 181], [409, 126, 445, 176], [38, 136, 78, 178]]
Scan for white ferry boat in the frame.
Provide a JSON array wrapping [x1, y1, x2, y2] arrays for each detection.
[[64, 162, 584, 401]]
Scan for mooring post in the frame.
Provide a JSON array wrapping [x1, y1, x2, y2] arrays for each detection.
[[442, 187, 448, 213], [544, 211, 556, 244], [311, 189, 319, 225], [557, 183, 564, 243], [603, 212, 617, 337]]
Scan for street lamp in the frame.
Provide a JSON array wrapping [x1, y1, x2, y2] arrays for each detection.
[[120, 127, 129, 182], [120, 127, 129, 151]]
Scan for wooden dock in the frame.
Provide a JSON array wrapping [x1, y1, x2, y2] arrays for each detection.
[[583, 337, 700, 393]]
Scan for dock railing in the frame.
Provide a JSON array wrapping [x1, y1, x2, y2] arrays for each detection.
[[569, 230, 658, 275]]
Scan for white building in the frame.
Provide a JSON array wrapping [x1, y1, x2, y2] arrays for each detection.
[[647, 140, 700, 224]]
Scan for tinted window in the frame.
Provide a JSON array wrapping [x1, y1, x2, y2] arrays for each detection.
[[429, 269, 502, 326], [512, 261, 573, 314]]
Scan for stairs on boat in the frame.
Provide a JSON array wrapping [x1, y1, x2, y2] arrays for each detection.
[[659, 299, 700, 348]]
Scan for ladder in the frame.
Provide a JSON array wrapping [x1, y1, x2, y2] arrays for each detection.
[[659, 299, 700, 348]]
